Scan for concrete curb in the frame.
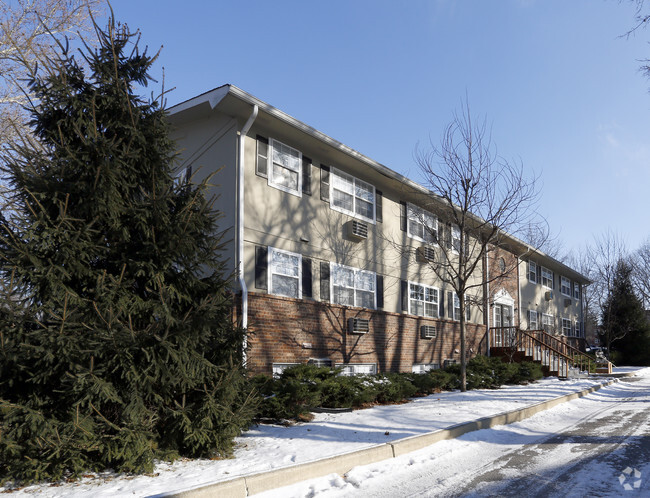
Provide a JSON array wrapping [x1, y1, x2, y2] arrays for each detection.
[[161, 376, 630, 498]]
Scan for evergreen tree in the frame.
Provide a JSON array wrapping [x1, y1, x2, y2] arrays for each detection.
[[600, 259, 650, 365], [0, 17, 257, 484]]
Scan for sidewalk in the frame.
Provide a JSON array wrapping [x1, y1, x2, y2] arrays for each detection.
[[161, 369, 643, 498], [5, 369, 644, 498]]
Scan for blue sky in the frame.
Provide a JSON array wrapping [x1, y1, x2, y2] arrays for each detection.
[[108, 0, 650, 258]]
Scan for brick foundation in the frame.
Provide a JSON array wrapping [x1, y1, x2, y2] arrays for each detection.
[[244, 292, 488, 376]]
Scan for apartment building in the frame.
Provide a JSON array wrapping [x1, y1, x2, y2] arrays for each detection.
[[168, 84, 589, 375]]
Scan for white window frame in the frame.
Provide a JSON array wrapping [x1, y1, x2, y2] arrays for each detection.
[[408, 281, 439, 318], [453, 293, 461, 321], [272, 363, 299, 379], [336, 363, 377, 376], [562, 318, 572, 336], [575, 320, 582, 337], [268, 247, 302, 299], [528, 260, 537, 283], [407, 203, 437, 244], [542, 313, 554, 333], [330, 167, 376, 223], [412, 363, 440, 374], [560, 276, 571, 297], [574, 283, 580, 300], [451, 225, 461, 253], [268, 139, 302, 197], [541, 266, 553, 289], [528, 310, 539, 330], [330, 263, 376, 309]]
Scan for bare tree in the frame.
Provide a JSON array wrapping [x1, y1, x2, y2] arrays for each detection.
[[0, 0, 104, 144], [413, 101, 542, 391], [630, 237, 650, 309], [588, 230, 627, 356]]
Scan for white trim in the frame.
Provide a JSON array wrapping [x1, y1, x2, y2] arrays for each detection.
[[542, 313, 554, 333], [560, 276, 571, 297], [330, 262, 377, 309], [330, 167, 376, 224], [541, 266, 553, 289], [561, 317, 572, 336], [528, 310, 539, 329], [406, 203, 437, 244], [268, 247, 302, 299], [412, 363, 440, 373], [268, 138, 302, 197], [528, 260, 537, 283], [408, 281, 440, 318], [336, 363, 377, 376], [272, 362, 299, 378], [451, 224, 461, 253]]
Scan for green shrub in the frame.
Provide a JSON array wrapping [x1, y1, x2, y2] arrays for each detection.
[[513, 361, 543, 383], [320, 375, 374, 408], [369, 373, 417, 404]]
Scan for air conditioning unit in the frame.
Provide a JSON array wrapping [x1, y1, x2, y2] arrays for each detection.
[[348, 318, 370, 334], [443, 359, 457, 368], [564, 298, 572, 308], [416, 246, 436, 263], [545, 290, 554, 301], [346, 220, 368, 241], [420, 325, 437, 339]]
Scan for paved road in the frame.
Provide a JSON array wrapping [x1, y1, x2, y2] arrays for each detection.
[[365, 375, 650, 497], [267, 373, 650, 497]]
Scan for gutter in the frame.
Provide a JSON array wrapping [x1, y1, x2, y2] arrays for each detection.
[[237, 105, 258, 366]]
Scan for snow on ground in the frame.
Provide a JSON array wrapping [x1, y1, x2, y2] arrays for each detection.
[[2, 368, 646, 497], [259, 367, 650, 498]]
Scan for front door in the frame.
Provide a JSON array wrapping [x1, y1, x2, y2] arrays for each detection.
[[494, 304, 514, 346]]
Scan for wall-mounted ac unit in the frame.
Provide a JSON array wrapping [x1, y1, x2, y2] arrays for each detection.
[[348, 318, 370, 334], [420, 325, 437, 339], [545, 290, 554, 301], [563, 298, 572, 308], [416, 246, 436, 263], [346, 220, 368, 241], [443, 359, 457, 368]]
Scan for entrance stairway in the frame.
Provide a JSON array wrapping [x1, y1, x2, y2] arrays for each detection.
[[488, 326, 608, 378]]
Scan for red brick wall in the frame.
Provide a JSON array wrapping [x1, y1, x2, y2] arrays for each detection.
[[245, 292, 488, 376]]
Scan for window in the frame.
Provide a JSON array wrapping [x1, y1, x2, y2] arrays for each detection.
[[541, 266, 553, 289], [561, 276, 571, 297], [331, 263, 376, 309], [268, 247, 301, 298], [409, 282, 439, 318], [574, 283, 580, 300], [575, 321, 582, 337], [453, 293, 461, 321], [337, 363, 377, 376], [407, 203, 437, 243], [412, 363, 440, 373], [542, 313, 554, 333], [451, 225, 461, 253], [272, 363, 299, 378], [528, 310, 538, 330], [269, 139, 302, 196], [528, 261, 537, 283], [562, 318, 572, 336], [330, 168, 375, 223]]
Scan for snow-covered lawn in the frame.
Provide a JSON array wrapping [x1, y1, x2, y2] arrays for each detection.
[[3, 368, 646, 497]]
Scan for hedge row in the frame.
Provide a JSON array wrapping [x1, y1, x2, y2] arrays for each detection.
[[251, 356, 543, 421]]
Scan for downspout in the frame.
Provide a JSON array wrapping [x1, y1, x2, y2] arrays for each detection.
[[516, 248, 532, 330], [484, 248, 490, 355], [237, 105, 258, 367]]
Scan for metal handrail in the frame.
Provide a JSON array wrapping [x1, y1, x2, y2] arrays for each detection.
[[489, 326, 595, 376]]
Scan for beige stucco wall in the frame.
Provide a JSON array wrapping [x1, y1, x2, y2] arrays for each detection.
[[170, 112, 239, 274], [519, 258, 583, 333], [241, 124, 484, 322]]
